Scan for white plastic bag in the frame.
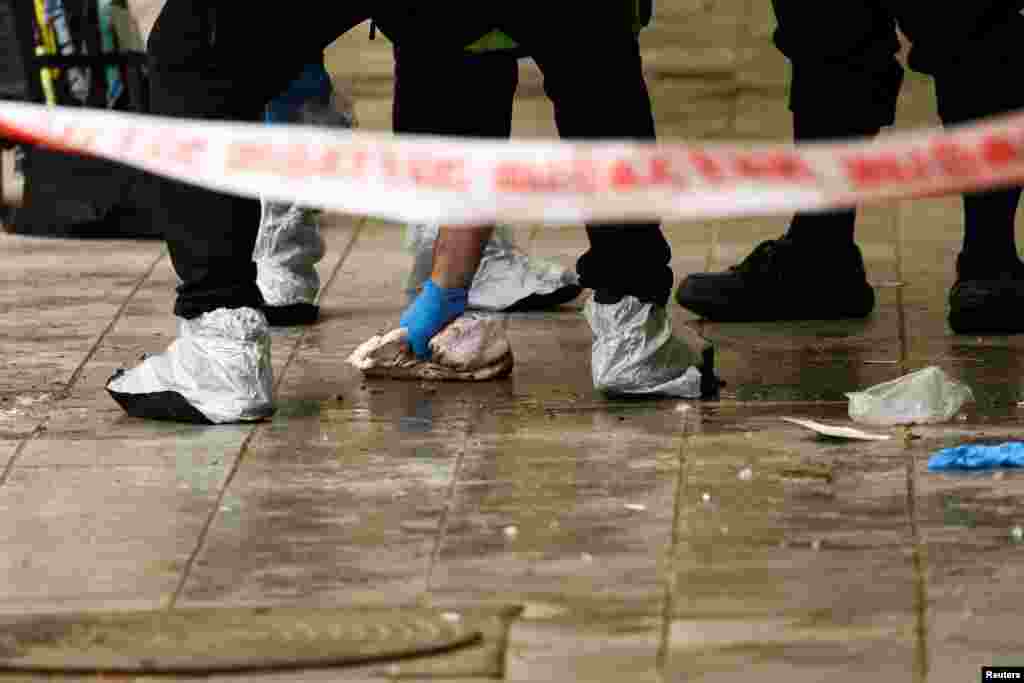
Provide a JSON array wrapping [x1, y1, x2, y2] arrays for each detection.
[[847, 366, 973, 426]]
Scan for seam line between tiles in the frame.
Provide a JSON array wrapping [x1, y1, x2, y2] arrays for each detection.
[[167, 220, 365, 608], [61, 249, 168, 396], [0, 248, 167, 487]]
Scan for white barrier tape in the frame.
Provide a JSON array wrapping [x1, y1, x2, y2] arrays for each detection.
[[4, 100, 1024, 226]]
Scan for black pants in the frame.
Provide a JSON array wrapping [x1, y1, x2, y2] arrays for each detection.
[[773, 0, 1024, 142], [147, 1, 672, 318]]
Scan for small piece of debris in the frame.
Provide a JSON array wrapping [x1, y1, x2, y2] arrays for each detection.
[[624, 503, 647, 512], [440, 612, 462, 623], [811, 539, 822, 551], [738, 467, 754, 481], [675, 403, 692, 413], [503, 525, 519, 539], [580, 552, 594, 563], [335, 394, 344, 402], [701, 492, 711, 503], [401, 520, 440, 533], [1011, 526, 1024, 543]]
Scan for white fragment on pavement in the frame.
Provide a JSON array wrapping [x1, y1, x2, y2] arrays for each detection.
[[441, 612, 462, 623], [1012, 526, 1024, 542], [675, 403, 692, 413], [503, 525, 519, 539], [701, 492, 711, 503], [738, 467, 754, 481], [624, 503, 647, 512], [581, 553, 594, 563], [811, 539, 822, 551], [782, 417, 892, 441]]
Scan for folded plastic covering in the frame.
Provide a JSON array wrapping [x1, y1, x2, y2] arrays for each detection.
[[254, 86, 355, 307], [106, 308, 274, 424], [847, 366, 973, 426], [254, 203, 325, 306], [348, 315, 514, 381], [585, 295, 713, 398], [404, 223, 580, 310], [928, 442, 1024, 471]]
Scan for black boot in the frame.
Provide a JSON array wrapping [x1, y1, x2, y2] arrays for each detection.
[[948, 253, 1024, 334], [675, 237, 875, 322]]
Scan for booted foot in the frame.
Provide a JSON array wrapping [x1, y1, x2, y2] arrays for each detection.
[[255, 204, 324, 326], [106, 307, 274, 424], [261, 302, 319, 327], [948, 255, 1024, 335], [676, 238, 875, 321], [586, 293, 719, 399]]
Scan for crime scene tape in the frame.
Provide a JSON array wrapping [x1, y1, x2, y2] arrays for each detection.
[[3, 100, 1024, 226]]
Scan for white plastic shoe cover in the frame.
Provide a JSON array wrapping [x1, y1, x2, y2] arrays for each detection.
[[254, 202, 325, 306], [106, 307, 274, 424], [254, 89, 353, 307], [585, 295, 711, 398], [405, 224, 580, 310]]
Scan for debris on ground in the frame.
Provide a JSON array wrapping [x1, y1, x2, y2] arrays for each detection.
[[928, 442, 1024, 471], [347, 316, 513, 381], [847, 366, 973, 426], [782, 417, 891, 441]]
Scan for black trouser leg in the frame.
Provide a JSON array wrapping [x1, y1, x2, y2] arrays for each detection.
[[899, 1, 1024, 270], [147, 0, 366, 318], [771, 0, 904, 246], [497, 8, 672, 307]]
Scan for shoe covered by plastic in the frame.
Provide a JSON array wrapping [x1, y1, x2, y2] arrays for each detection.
[[948, 253, 1024, 335], [676, 237, 875, 322], [256, 65, 357, 326], [255, 201, 325, 326], [585, 293, 719, 399], [106, 307, 274, 424], [405, 224, 582, 311]]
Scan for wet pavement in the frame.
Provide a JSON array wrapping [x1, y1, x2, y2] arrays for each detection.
[[1, 2, 1024, 681]]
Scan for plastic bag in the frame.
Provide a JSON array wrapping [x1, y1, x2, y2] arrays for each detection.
[[847, 366, 973, 426], [585, 295, 709, 398]]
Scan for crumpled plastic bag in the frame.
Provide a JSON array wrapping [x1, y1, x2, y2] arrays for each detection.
[[847, 366, 973, 426], [928, 442, 1024, 471], [254, 87, 354, 306], [348, 314, 514, 381], [585, 295, 710, 398], [106, 307, 274, 424], [404, 224, 579, 310]]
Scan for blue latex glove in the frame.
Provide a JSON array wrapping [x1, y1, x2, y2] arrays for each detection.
[[400, 280, 468, 359], [266, 62, 332, 124], [928, 442, 1024, 471]]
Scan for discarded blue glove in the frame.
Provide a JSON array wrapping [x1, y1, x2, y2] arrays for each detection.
[[400, 280, 468, 359], [928, 442, 1024, 471], [266, 62, 332, 124]]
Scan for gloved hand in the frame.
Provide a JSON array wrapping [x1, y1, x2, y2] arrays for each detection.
[[400, 280, 468, 359]]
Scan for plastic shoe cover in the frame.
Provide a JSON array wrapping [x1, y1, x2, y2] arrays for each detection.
[[106, 307, 274, 424], [847, 366, 973, 426], [405, 224, 580, 310], [348, 314, 513, 381], [255, 88, 354, 307], [254, 202, 325, 306], [585, 295, 713, 398]]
